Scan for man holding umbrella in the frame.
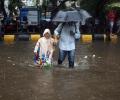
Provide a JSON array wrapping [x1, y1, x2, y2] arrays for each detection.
[[52, 7, 91, 68], [54, 21, 80, 68]]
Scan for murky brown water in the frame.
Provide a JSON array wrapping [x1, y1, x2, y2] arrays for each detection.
[[0, 40, 120, 100]]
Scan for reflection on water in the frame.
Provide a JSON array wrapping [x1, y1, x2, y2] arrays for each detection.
[[0, 41, 120, 100]]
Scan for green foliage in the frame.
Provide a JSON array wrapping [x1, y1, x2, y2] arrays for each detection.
[[105, 2, 120, 11], [80, 0, 99, 15], [8, 0, 23, 15], [44, 63, 53, 70]]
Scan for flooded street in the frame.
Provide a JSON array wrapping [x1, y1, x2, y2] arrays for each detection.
[[0, 40, 120, 100]]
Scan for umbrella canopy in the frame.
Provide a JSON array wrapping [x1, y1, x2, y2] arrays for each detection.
[[52, 10, 81, 22], [52, 9, 92, 23], [107, 2, 120, 8], [78, 9, 92, 25], [106, 2, 120, 10]]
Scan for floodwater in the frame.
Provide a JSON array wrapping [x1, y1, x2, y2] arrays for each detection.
[[0, 40, 120, 100]]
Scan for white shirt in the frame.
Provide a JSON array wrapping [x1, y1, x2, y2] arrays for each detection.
[[54, 22, 80, 50]]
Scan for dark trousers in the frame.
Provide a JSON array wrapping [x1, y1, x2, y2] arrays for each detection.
[[58, 49, 75, 68]]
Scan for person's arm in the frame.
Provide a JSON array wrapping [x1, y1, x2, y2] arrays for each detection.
[[74, 22, 81, 39], [54, 23, 63, 36], [54, 23, 63, 43], [34, 39, 40, 56]]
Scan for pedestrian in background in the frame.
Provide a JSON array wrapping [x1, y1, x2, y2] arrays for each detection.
[[106, 9, 116, 35], [0, 18, 2, 34], [54, 22, 80, 68], [116, 15, 120, 35]]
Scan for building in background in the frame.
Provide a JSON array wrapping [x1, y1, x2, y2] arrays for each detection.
[[21, 0, 34, 6], [21, 0, 43, 6]]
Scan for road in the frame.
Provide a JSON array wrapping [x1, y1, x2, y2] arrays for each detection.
[[0, 40, 120, 100]]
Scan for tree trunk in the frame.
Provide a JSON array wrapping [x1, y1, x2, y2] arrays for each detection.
[[0, 0, 7, 17], [50, 0, 67, 20]]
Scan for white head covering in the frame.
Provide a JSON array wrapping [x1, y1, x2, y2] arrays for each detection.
[[43, 29, 51, 36]]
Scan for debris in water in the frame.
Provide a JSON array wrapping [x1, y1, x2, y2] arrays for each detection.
[[28, 64, 34, 67], [84, 56, 88, 58], [8, 57, 11, 59], [7, 59, 12, 62], [92, 54, 95, 58], [98, 57, 102, 59], [0, 95, 2, 98], [43, 82, 48, 86], [12, 63, 15, 66]]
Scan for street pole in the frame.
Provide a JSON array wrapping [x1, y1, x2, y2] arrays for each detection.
[[38, 5, 41, 25], [45, 0, 48, 19]]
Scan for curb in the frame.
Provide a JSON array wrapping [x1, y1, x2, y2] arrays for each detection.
[[0, 34, 118, 43], [81, 34, 118, 43], [0, 34, 41, 43], [30, 34, 41, 42], [93, 34, 106, 41], [4, 35, 15, 42], [81, 34, 92, 43]]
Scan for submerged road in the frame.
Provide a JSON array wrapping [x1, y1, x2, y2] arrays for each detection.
[[0, 40, 120, 100]]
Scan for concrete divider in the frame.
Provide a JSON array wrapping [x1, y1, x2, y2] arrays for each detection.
[[17, 34, 30, 41], [1, 34, 118, 44], [30, 34, 40, 42], [81, 34, 92, 43], [93, 34, 106, 42], [4, 35, 15, 43], [2, 34, 41, 42], [110, 34, 118, 43], [0, 35, 3, 41]]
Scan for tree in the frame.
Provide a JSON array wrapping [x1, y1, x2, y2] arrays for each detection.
[[0, 0, 7, 17], [80, 0, 120, 17], [0, 0, 23, 17], [8, 0, 23, 16], [50, 0, 78, 20]]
